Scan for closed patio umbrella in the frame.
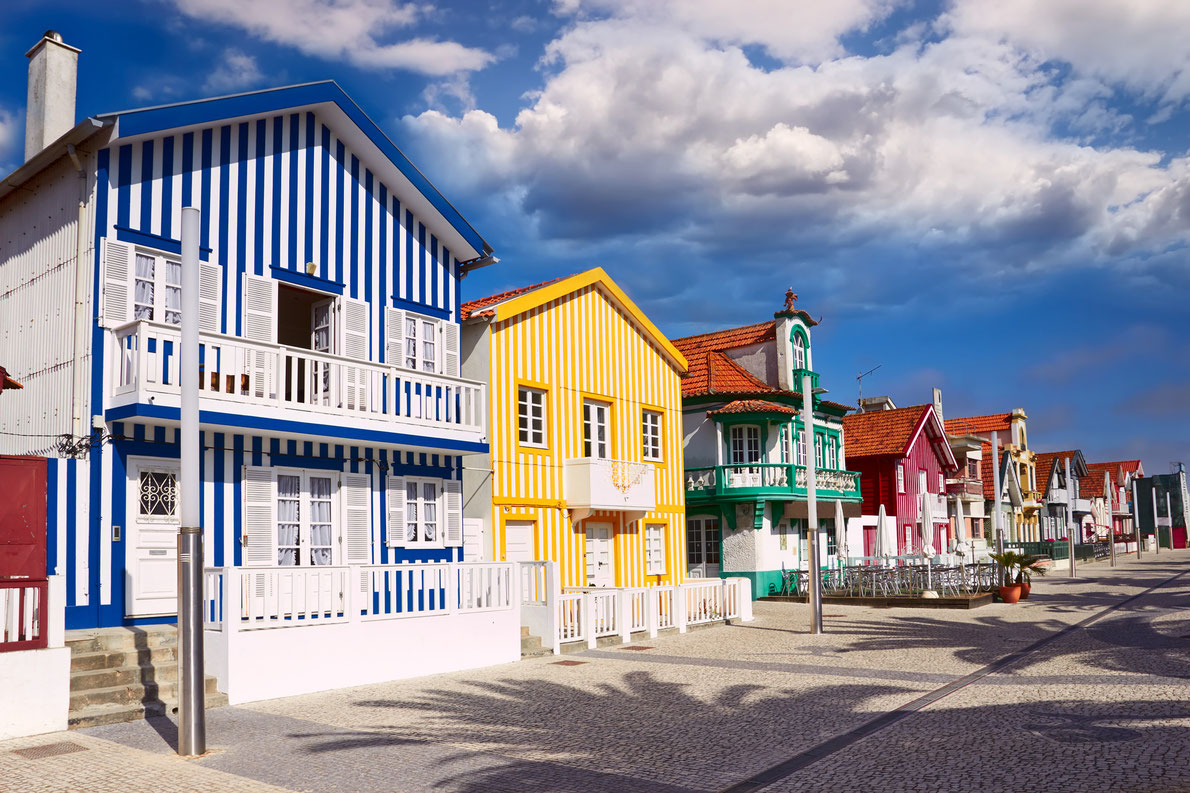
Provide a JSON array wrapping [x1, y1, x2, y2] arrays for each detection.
[[954, 495, 966, 557], [920, 492, 935, 558], [834, 499, 848, 563], [874, 503, 888, 562]]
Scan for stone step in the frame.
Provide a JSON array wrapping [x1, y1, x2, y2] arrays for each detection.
[[66, 625, 178, 654], [520, 625, 530, 638], [521, 633, 549, 657], [71, 662, 179, 692], [69, 675, 219, 712], [70, 646, 179, 673], [68, 691, 229, 730]]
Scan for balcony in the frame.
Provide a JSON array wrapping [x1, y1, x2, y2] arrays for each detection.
[[684, 463, 861, 502], [946, 478, 983, 500], [563, 458, 656, 523], [108, 320, 486, 445], [791, 368, 819, 393], [1072, 498, 1092, 514]]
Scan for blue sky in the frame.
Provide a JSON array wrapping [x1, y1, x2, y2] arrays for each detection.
[[2, 0, 1187, 472]]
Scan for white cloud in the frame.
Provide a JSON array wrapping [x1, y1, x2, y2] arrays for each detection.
[[171, 0, 495, 76], [0, 108, 20, 168], [203, 49, 266, 94], [402, 6, 1190, 269]]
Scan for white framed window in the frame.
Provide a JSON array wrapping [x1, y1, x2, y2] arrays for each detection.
[[938, 472, 945, 492], [404, 314, 440, 372], [729, 425, 761, 465], [134, 251, 183, 325], [645, 524, 666, 575], [642, 410, 662, 461], [897, 463, 905, 494], [815, 434, 824, 469], [405, 478, 441, 547], [518, 386, 547, 447], [796, 428, 807, 465], [827, 436, 838, 470], [793, 333, 806, 370], [780, 425, 791, 464], [583, 400, 610, 459], [275, 469, 336, 566]]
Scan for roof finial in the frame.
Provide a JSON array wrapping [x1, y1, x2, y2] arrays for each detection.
[[783, 287, 798, 312]]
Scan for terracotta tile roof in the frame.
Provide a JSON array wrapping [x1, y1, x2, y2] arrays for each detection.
[[460, 275, 570, 320], [819, 399, 856, 413], [1118, 460, 1142, 475], [671, 320, 777, 357], [981, 443, 998, 499], [944, 413, 1012, 437], [1034, 451, 1078, 494], [707, 399, 799, 418], [681, 350, 776, 397], [842, 405, 930, 458], [1082, 462, 1120, 498]]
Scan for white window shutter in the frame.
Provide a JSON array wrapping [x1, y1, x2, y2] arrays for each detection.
[[242, 274, 276, 343], [199, 262, 222, 333], [385, 307, 405, 365], [445, 480, 463, 547], [101, 238, 134, 327], [242, 466, 276, 566], [386, 474, 406, 547], [443, 322, 460, 377], [342, 473, 372, 564], [342, 297, 369, 360]]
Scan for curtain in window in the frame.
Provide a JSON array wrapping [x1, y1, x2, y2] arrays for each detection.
[[309, 477, 333, 565], [164, 260, 182, 325], [422, 482, 437, 541], [405, 482, 419, 541], [134, 254, 155, 320], [277, 475, 300, 565]]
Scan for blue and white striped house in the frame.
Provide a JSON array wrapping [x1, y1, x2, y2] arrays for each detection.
[[1, 46, 495, 632]]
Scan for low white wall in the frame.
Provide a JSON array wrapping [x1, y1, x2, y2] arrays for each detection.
[[207, 608, 520, 705], [0, 646, 70, 740]]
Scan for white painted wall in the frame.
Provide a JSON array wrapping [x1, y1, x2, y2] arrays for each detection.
[[723, 341, 777, 385], [0, 647, 70, 739]]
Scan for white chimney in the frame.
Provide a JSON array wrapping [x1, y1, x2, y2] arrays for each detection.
[[25, 30, 80, 161]]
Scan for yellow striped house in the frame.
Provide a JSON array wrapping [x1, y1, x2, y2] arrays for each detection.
[[460, 269, 688, 589]]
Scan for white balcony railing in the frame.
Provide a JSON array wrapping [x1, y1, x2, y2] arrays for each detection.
[[111, 320, 485, 437], [563, 457, 655, 515]]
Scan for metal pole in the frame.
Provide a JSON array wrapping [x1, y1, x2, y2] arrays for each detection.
[[1165, 492, 1173, 551], [1134, 480, 1142, 560], [178, 207, 206, 757], [1107, 472, 1116, 568], [1152, 486, 1161, 552], [991, 433, 1003, 555], [802, 373, 822, 634], [1065, 456, 1075, 578]]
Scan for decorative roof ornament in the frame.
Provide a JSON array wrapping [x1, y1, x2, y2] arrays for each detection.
[[783, 287, 798, 312]]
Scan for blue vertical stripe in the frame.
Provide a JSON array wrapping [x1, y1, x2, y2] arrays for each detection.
[[304, 112, 315, 268], [271, 116, 283, 270], [364, 169, 373, 304], [116, 144, 132, 228], [140, 139, 154, 231], [252, 436, 263, 468], [430, 234, 439, 311], [214, 432, 226, 567], [233, 435, 244, 566], [218, 125, 231, 334], [200, 128, 213, 251], [320, 125, 331, 280], [160, 136, 174, 239], [404, 208, 414, 304], [254, 120, 266, 275], [288, 113, 299, 270], [236, 122, 249, 333], [45, 458, 57, 577], [349, 154, 360, 299], [378, 184, 388, 360], [418, 222, 427, 305], [181, 133, 194, 208], [335, 140, 345, 284]]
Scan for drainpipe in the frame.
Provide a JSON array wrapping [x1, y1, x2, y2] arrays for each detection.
[[67, 143, 89, 439]]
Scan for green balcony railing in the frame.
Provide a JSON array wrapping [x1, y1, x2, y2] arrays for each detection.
[[791, 368, 820, 392], [684, 463, 861, 501]]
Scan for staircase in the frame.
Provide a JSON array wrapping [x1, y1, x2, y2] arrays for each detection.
[[66, 625, 228, 729], [521, 625, 549, 657]]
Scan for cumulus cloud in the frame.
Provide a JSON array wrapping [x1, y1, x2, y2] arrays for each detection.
[[0, 107, 20, 171], [203, 49, 266, 94], [171, 0, 495, 75], [402, 4, 1190, 272]]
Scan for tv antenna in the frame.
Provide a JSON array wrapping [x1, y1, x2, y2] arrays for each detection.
[[857, 364, 881, 405]]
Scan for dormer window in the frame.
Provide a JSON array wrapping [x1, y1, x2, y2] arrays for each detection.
[[793, 333, 806, 370]]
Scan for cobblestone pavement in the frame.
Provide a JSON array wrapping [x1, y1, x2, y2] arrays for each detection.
[[3, 551, 1189, 793]]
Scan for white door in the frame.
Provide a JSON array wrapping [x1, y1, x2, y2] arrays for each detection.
[[585, 524, 614, 586], [126, 460, 180, 617], [463, 518, 486, 562], [505, 521, 534, 562], [686, 517, 721, 579], [310, 298, 336, 404]]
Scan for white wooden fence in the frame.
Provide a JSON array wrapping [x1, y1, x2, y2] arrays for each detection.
[[519, 561, 753, 654]]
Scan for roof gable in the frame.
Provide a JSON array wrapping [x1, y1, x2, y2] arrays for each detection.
[[945, 413, 1013, 437], [101, 81, 489, 260], [463, 268, 687, 373], [843, 405, 957, 469]]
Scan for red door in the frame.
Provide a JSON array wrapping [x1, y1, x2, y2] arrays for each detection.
[[0, 456, 47, 580]]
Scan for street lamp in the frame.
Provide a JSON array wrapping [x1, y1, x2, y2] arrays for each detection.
[[802, 372, 828, 635]]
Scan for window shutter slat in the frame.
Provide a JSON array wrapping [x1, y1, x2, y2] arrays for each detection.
[[386, 308, 406, 366], [443, 322, 460, 377], [342, 297, 369, 360], [242, 275, 275, 343], [242, 466, 276, 566], [198, 262, 222, 333], [102, 238, 134, 327], [386, 474, 406, 548], [445, 480, 463, 547], [343, 473, 371, 564]]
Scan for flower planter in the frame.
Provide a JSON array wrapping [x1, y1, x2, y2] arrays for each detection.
[[1019, 582, 1031, 599], [998, 584, 1022, 604]]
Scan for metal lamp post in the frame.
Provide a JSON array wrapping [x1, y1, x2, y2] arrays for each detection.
[[1065, 456, 1075, 578], [802, 372, 822, 635], [178, 207, 206, 757]]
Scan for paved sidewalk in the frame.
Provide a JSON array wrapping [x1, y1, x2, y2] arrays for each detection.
[[3, 551, 1189, 793]]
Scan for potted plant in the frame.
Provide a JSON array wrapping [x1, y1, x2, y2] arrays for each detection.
[[989, 551, 1048, 602], [1017, 555, 1048, 599]]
